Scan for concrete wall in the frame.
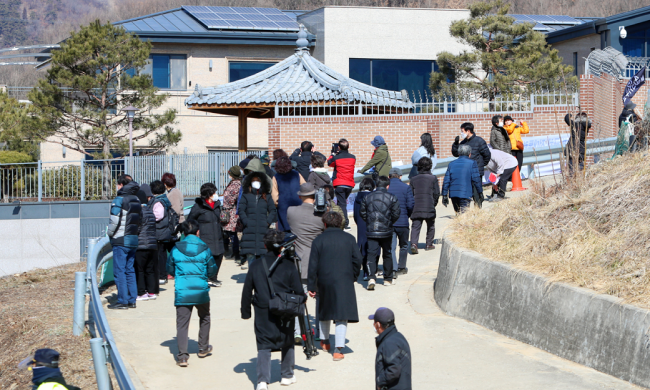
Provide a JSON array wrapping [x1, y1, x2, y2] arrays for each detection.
[[299, 6, 470, 77], [434, 234, 650, 388], [550, 34, 600, 76]]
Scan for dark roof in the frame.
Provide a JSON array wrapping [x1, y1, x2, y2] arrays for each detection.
[[185, 26, 411, 110], [546, 5, 650, 43], [114, 7, 315, 46]]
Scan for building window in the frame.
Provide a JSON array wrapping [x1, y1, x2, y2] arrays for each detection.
[[140, 54, 187, 90], [572, 52, 578, 76], [349, 59, 453, 99], [229, 62, 276, 82]]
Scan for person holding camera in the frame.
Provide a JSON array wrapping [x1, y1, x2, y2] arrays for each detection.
[[241, 230, 303, 390], [287, 182, 326, 342], [328, 138, 356, 229], [308, 211, 362, 361], [291, 141, 326, 182]]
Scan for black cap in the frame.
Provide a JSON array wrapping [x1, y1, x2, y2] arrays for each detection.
[[369, 307, 395, 325], [34, 349, 59, 367]]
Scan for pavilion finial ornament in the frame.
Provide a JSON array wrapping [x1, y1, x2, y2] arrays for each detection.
[[296, 24, 309, 51]]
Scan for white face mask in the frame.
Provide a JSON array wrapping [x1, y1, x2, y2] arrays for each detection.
[[460, 131, 467, 139], [373, 323, 379, 335], [212, 194, 219, 201], [498, 122, 504, 127], [251, 181, 261, 190]]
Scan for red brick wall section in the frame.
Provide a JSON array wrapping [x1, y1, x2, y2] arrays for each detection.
[[270, 110, 568, 163], [268, 73, 630, 165]]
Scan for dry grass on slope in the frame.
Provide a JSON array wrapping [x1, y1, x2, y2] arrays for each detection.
[[450, 152, 650, 309], [0, 263, 98, 389]]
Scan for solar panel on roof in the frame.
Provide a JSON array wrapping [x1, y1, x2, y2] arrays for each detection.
[[182, 5, 299, 31], [230, 7, 258, 14], [511, 14, 535, 22], [257, 8, 284, 14], [220, 13, 246, 20], [264, 14, 294, 22], [548, 15, 580, 24], [527, 15, 556, 23]]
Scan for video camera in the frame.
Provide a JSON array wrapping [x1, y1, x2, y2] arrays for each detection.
[[314, 188, 327, 213], [271, 232, 319, 360]]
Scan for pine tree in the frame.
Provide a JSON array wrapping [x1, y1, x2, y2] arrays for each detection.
[[430, 0, 576, 100], [0, 91, 38, 160], [27, 20, 180, 198]]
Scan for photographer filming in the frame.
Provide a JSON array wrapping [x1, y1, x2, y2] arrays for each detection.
[[291, 141, 326, 182], [287, 183, 326, 343], [327, 139, 356, 230], [241, 230, 304, 390]]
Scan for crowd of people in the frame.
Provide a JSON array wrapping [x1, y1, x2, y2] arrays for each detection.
[[97, 119, 555, 390]]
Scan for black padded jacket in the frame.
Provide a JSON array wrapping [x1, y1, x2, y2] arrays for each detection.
[[359, 188, 401, 239]]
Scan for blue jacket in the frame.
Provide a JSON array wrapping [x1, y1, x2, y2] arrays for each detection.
[[167, 235, 217, 306], [387, 178, 414, 227], [442, 156, 483, 199]]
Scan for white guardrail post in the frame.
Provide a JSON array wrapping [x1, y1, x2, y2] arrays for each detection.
[[87, 236, 136, 390], [72, 271, 86, 336], [90, 337, 112, 390]]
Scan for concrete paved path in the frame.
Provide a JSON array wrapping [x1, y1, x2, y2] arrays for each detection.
[[106, 199, 640, 390]]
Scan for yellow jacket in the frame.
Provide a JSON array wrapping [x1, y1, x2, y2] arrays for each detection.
[[505, 121, 530, 151]]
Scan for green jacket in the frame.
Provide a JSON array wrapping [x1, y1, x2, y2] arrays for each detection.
[[360, 144, 392, 177], [167, 235, 217, 306]]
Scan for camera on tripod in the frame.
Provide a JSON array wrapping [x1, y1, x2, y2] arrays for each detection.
[[272, 233, 298, 260]]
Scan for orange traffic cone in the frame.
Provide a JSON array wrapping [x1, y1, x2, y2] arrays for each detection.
[[510, 166, 527, 192]]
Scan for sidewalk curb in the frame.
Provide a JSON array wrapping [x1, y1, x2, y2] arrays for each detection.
[[434, 232, 650, 389]]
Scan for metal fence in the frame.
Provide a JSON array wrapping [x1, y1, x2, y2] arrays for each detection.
[[0, 151, 263, 202], [130, 151, 265, 195], [274, 88, 579, 118], [86, 237, 135, 390], [0, 159, 126, 202]]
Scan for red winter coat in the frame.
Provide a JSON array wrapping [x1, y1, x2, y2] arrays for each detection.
[[327, 150, 356, 187]]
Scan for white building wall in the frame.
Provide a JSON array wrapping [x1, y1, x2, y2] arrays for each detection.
[[300, 6, 470, 77], [0, 218, 80, 276]]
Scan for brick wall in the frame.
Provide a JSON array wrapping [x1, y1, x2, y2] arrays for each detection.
[[270, 110, 564, 163], [268, 74, 631, 164]]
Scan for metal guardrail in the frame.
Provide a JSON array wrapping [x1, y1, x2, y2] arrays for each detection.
[[351, 136, 618, 188], [86, 236, 135, 390]]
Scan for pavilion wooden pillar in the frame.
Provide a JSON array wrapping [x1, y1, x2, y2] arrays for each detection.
[[238, 108, 252, 152]]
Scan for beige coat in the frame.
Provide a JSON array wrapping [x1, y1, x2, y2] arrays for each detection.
[[287, 202, 325, 280], [166, 187, 185, 223]]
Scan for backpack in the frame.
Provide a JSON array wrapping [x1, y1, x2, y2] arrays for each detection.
[[155, 199, 180, 242]]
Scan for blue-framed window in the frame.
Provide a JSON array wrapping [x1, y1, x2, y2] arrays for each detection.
[[349, 59, 453, 99], [229, 61, 276, 82], [137, 54, 187, 90]]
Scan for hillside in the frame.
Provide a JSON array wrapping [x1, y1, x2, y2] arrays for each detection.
[[2, 0, 648, 50], [0, 0, 647, 86], [450, 151, 650, 309]]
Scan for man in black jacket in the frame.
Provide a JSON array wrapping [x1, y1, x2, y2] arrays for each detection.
[[360, 176, 400, 290], [370, 307, 411, 390], [291, 141, 326, 181], [107, 174, 142, 310], [451, 122, 491, 179]]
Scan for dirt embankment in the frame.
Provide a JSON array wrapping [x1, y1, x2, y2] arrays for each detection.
[[450, 151, 650, 309], [0, 263, 97, 389]]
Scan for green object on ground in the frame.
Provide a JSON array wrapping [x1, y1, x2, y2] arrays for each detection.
[[99, 258, 114, 287]]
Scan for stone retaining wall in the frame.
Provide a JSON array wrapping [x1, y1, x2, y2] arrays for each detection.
[[434, 234, 650, 388]]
